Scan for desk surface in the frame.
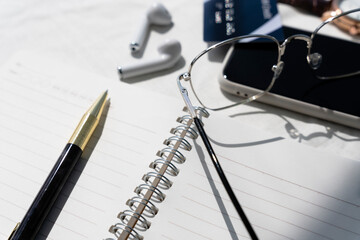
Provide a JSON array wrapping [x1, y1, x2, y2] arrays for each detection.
[[0, 0, 359, 160]]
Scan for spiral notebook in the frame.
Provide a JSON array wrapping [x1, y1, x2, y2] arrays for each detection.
[[0, 53, 359, 240]]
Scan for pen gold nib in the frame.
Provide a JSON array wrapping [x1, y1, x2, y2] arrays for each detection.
[[68, 90, 108, 150], [89, 90, 108, 119]]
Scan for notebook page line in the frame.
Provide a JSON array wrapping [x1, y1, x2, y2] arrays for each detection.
[[185, 179, 359, 236], [218, 153, 360, 207]]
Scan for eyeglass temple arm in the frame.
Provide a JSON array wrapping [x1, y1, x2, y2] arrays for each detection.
[[177, 76, 259, 240]]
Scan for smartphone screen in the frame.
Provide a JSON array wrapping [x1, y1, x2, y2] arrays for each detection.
[[222, 27, 360, 117]]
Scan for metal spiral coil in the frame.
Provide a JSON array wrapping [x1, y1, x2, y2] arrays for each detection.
[[109, 222, 143, 240], [182, 106, 210, 118], [170, 124, 198, 139], [134, 184, 166, 202], [163, 135, 192, 151], [149, 158, 179, 176], [156, 147, 186, 164], [118, 210, 151, 231], [126, 196, 159, 217], [176, 115, 192, 124], [142, 172, 173, 189], [108, 107, 209, 240]]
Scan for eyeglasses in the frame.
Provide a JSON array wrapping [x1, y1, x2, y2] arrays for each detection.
[[177, 8, 360, 240], [181, 8, 360, 111]]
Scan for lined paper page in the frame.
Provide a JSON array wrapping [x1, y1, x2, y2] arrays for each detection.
[[0, 53, 359, 240], [144, 112, 360, 239], [0, 54, 185, 239]]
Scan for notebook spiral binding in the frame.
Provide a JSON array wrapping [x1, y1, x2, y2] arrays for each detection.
[[107, 107, 209, 240]]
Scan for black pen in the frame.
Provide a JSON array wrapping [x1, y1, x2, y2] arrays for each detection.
[[8, 90, 108, 240]]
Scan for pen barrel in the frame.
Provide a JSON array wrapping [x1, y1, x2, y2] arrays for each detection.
[[10, 143, 82, 240]]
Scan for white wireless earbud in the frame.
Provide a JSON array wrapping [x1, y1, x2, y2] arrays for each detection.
[[119, 39, 181, 79], [130, 2, 172, 52]]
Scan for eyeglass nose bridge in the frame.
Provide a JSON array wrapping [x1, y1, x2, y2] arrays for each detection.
[[279, 34, 324, 71], [279, 34, 311, 55], [278, 34, 324, 71], [272, 34, 312, 80], [281, 34, 311, 48]]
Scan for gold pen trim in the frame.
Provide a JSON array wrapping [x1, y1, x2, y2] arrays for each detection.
[[68, 90, 108, 150]]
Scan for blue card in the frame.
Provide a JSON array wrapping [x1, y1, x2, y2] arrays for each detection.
[[203, 0, 284, 42]]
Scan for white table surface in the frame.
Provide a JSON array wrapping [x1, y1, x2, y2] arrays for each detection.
[[0, 0, 359, 160]]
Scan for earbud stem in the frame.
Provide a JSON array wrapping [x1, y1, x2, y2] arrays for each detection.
[[130, 17, 150, 52], [118, 54, 180, 79]]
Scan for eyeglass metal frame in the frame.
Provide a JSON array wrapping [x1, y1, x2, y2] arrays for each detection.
[[179, 8, 360, 111], [177, 8, 360, 240]]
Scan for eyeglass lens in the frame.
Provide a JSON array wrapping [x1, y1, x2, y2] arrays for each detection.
[[189, 36, 280, 110], [189, 10, 359, 111], [310, 11, 360, 78]]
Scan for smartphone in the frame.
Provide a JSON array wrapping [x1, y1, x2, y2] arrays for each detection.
[[219, 27, 360, 129]]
